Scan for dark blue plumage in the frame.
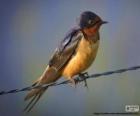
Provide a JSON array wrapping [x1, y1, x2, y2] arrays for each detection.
[[58, 27, 80, 52], [24, 11, 107, 113], [78, 11, 101, 28]]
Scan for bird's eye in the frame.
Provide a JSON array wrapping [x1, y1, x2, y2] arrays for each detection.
[[88, 20, 93, 24]]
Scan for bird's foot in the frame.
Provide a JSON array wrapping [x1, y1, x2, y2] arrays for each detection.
[[78, 72, 89, 88], [69, 78, 77, 88]]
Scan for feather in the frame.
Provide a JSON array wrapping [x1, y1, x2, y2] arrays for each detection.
[[24, 30, 83, 112], [24, 66, 60, 112]]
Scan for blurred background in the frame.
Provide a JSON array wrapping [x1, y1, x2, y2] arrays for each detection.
[[0, 0, 140, 116]]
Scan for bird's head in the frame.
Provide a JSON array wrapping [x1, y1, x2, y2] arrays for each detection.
[[78, 11, 108, 37]]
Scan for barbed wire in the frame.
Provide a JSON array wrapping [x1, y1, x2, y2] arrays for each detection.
[[0, 65, 140, 96]]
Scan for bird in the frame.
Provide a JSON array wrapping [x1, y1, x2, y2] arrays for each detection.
[[24, 11, 108, 112]]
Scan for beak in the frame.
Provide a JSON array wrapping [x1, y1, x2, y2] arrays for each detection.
[[101, 21, 108, 24]]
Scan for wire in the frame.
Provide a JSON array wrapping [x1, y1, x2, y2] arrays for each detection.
[[0, 65, 140, 96]]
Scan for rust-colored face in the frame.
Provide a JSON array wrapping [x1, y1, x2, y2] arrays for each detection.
[[83, 17, 108, 37], [83, 23, 100, 37]]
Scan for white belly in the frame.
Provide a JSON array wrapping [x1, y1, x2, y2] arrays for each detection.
[[62, 37, 99, 77]]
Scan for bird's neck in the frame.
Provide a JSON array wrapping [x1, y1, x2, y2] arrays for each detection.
[[82, 30, 99, 43]]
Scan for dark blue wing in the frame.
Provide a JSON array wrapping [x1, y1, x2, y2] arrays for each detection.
[[49, 27, 83, 71], [58, 27, 80, 52]]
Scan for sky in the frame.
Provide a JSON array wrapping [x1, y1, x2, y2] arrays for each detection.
[[0, 0, 140, 116]]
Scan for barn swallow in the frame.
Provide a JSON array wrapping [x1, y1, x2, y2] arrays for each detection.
[[24, 11, 107, 112]]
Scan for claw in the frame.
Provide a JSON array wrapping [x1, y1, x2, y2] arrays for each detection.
[[69, 78, 77, 88], [79, 72, 89, 88]]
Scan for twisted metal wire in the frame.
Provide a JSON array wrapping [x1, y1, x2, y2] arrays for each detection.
[[0, 65, 140, 96]]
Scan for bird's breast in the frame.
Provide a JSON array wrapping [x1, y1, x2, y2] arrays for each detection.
[[62, 37, 100, 78]]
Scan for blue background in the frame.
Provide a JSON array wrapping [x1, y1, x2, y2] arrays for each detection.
[[0, 0, 140, 116]]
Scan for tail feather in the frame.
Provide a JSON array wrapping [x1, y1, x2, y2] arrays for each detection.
[[24, 87, 41, 101], [24, 66, 60, 112], [24, 94, 38, 112], [24, 88, 46, 112]]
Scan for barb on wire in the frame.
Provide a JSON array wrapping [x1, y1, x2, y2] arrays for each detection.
[[0, 65, 140, 96]]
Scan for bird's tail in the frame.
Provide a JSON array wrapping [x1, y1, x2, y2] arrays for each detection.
[[24, 85, 47, 112], [24, 66, 60, 112]]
